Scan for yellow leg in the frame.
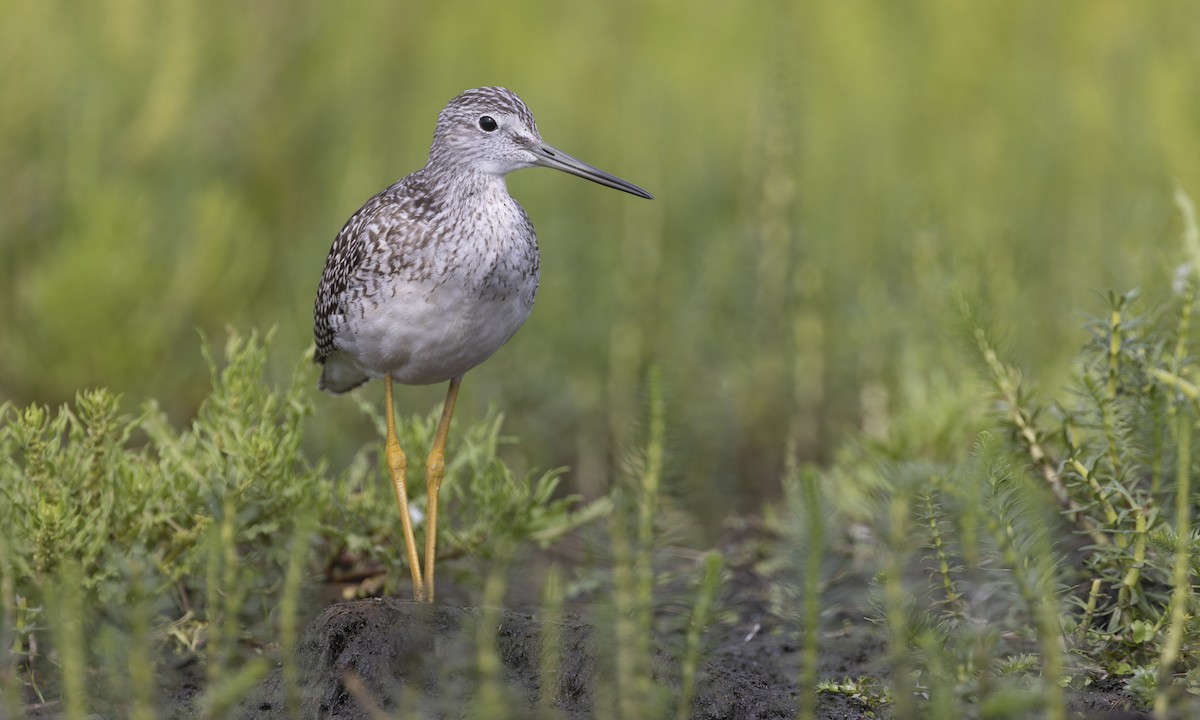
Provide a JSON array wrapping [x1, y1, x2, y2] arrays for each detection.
[[423, 375, 462, 602], [385, 376, 425, 602]]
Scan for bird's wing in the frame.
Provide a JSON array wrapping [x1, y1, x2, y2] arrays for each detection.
[[314, 191, 391, 364], [312, 181, 438, 365]]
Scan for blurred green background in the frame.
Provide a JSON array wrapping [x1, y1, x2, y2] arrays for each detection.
[[2, 0, 1197, 518]]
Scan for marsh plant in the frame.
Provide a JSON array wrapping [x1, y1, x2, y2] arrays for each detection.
[[0, 331, 608, 715], [966, 195, 1200, 713], [778, 196, 1200, 719], [7, 273, 1200, 717]]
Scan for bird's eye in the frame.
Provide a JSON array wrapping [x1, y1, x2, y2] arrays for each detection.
[[478, 115, 498, 132]]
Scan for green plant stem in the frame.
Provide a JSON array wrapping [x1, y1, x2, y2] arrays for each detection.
[[128, 559, 155, 720], [0, 532, 18, 720], [886, 490, 914, 720], [979, 449, 1065, 720], [1068, 457, 1120, 530], [538, 566, 563, 720], [281, 512, 313, 719], [1117, 510, 1148, 627], [1076, 578, 1102, 644], [677, 552, 722, 720], [1036, 579, 1066, 720], [1102, 296, 1124, 481], [1154, 407, 1192, 718], [970, 322, 1106, 546], [49, 562, 87, 720], [799, 470, 823, 720], [472, 541, 511, 720], [204, 506, 226, 691], [610, 500, 642, 720], [922, 484, 962, 616], [636, 366, 665, 640]]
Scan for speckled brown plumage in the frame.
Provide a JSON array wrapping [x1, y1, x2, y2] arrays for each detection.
[[312, 86, 651, 394]]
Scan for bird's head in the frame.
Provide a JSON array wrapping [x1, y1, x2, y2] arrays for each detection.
[[428, 86, 652, 199]]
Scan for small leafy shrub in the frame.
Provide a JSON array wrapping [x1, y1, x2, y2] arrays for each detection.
[[0, 330, 609, 711], [777, 195, 1200, 718]]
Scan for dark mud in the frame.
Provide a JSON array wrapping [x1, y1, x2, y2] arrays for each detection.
[[231, 596, 1147, 720], [229, 520, 1149, 720], [236, 597, 894, 719], [18, 521, 1152, 719]]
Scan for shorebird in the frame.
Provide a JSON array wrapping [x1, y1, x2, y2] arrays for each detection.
[[313, 87, 652, 602]]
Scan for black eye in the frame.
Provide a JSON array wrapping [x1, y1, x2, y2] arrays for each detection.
[[478, 115, 498, 132]]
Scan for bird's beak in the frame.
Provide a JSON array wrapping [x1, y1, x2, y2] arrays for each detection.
[[531, 142, 653, 199]]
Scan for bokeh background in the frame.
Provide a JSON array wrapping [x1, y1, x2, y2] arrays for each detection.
[[2, 0, 1198, 523]]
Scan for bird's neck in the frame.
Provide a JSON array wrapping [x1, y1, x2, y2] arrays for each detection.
[[408, 163, 527, 238], [421, 161, 511, 203]]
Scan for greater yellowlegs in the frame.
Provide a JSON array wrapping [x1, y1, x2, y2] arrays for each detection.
[[313, 86, 652, 602]]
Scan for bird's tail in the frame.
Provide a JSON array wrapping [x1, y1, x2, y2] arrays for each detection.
[[317, 351, 371, 394]]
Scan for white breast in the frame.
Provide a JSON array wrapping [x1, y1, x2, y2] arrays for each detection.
[[338, 277, 535, 385], [330, 181, 540, 386]]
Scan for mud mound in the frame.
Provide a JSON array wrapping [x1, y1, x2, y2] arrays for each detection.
[[237, 598, 795, 719]]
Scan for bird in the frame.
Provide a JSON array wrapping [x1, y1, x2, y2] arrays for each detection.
[[313, 86, 652, 602]]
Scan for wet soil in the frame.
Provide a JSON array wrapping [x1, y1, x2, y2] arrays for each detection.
[[228, 521, 1148, 720], [19, 520, 1151, 719]]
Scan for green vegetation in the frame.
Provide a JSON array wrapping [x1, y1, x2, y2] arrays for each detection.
[[0, 331, 688, 716], [13, 269, 1200, 714], [8, 258, 1200, 715], [0, 329, 601, 606], [4, 0, 1199, 510], [4, 0, 1200, 717], [763, 192, 1200, 718]]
